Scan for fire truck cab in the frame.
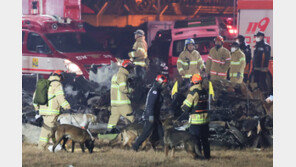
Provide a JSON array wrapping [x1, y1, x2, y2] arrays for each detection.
[[22, 15, 116, 80]]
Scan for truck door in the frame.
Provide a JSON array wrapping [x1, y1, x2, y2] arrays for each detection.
[[22, 32, 54, 75]]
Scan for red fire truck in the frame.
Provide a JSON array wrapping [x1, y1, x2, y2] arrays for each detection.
[[237, 0, 273, 77], [22, 0, 116, 80]]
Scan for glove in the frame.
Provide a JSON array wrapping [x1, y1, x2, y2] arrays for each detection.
[[237, 72, 241, 79], [128, 88, 134, 94], [148, 116, 154, 123], [35, 114, 41, 119]]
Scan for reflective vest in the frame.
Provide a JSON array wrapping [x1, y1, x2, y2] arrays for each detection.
[[189, 89, 209, 125], [110, 67, 132, 106], [181, 84, 209, 125]]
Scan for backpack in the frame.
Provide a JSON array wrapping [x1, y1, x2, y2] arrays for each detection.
[[33, 79, 58, 106]]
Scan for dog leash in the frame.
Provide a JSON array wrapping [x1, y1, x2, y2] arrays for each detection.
[[70, 114, 82, 128], [69, 113, 94, 140], [175, 111, 188, 122]]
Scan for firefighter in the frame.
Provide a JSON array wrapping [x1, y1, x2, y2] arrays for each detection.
[[132, 75, 168, 151], [128, 29, 148, 80], [235, 35, 251, 82], [251, 31, 271, 92], [33, 70, 71, 150], [107, 60, 135, 133], [229, 42, 246, 84], [177, 38, 205, 81], [206, 36, 231, 81], [181, 74, 210, 159]]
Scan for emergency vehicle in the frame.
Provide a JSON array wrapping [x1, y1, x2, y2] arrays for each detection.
[[22, 15, 116, 80], [237, 0, 273, 77], [151, 17, 234, 78]]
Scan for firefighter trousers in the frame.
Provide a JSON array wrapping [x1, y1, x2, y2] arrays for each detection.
[[38, 115, 58, 150], [133, 120, 163, 150], [188, 124, 211, 159], [107, 105, 134, 129]]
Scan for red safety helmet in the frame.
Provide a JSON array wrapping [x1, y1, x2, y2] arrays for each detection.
[[156, 74, 168, 84], [214, 35, 224, 43], [121, 59, 133, 68], [52, 70, 64, 80], [52, 70, 63, 76], [191, 74, 202, 84]]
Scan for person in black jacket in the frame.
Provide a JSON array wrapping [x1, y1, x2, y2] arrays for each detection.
[[132, 75, 168, 151], [235, 35, 252, 82], [251, 31, 272, 92]]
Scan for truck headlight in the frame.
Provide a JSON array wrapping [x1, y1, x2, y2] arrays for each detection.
[[64, 59, 83, 75]]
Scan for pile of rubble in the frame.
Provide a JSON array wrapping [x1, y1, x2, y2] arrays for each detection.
[[22, 67, 272, 149]]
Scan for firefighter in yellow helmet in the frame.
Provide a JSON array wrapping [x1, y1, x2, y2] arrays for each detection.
[[107, 60, 135, 133], [229, 42, 246, 84], [33, 70, 71, 150], [206, 36, 231, 80], [128, 29, 148, 80], [181, 74, 210, 159]]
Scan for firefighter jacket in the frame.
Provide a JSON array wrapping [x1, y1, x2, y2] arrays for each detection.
[[110, 67, 133, 106], [33, 75, 70, 115], [181, 84, 209, 125], [143, 82, 163, 121], [177, 49, 205, 78], [128, 36, 148, 67], [229, 49, 246, 84], [253, 40, 271, 70], [206, 46, 231, 79]]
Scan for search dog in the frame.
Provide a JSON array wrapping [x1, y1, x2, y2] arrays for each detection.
[[51, 124, 95, 153], [162, 118, 202, 159]]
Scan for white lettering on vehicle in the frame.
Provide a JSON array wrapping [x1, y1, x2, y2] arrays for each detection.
[[76, 56, 88, 60]]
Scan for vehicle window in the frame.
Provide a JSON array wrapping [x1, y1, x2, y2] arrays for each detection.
[[195, 37, 215, 55], [173, 40, 185, 57], [27, 32, 51, 54], [173, 37, 215, 57], [46, 32, 104, 53]]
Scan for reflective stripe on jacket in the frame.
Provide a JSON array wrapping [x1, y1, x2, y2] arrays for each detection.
[[177, 49, 205, 78], [181, 84, 209, 125], [33, 75, 70, 115], [206, 46, 231, 80], [128, 36, 148, 67], [110, 67, 132, 106]]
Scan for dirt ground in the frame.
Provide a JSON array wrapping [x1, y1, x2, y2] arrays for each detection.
[[22, 143, 273, 167]]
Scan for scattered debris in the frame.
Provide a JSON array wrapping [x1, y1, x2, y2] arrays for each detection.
[[22, 64, 272, 149]]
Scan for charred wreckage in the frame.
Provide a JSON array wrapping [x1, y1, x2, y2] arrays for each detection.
[[22, 62, 272, 150]]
